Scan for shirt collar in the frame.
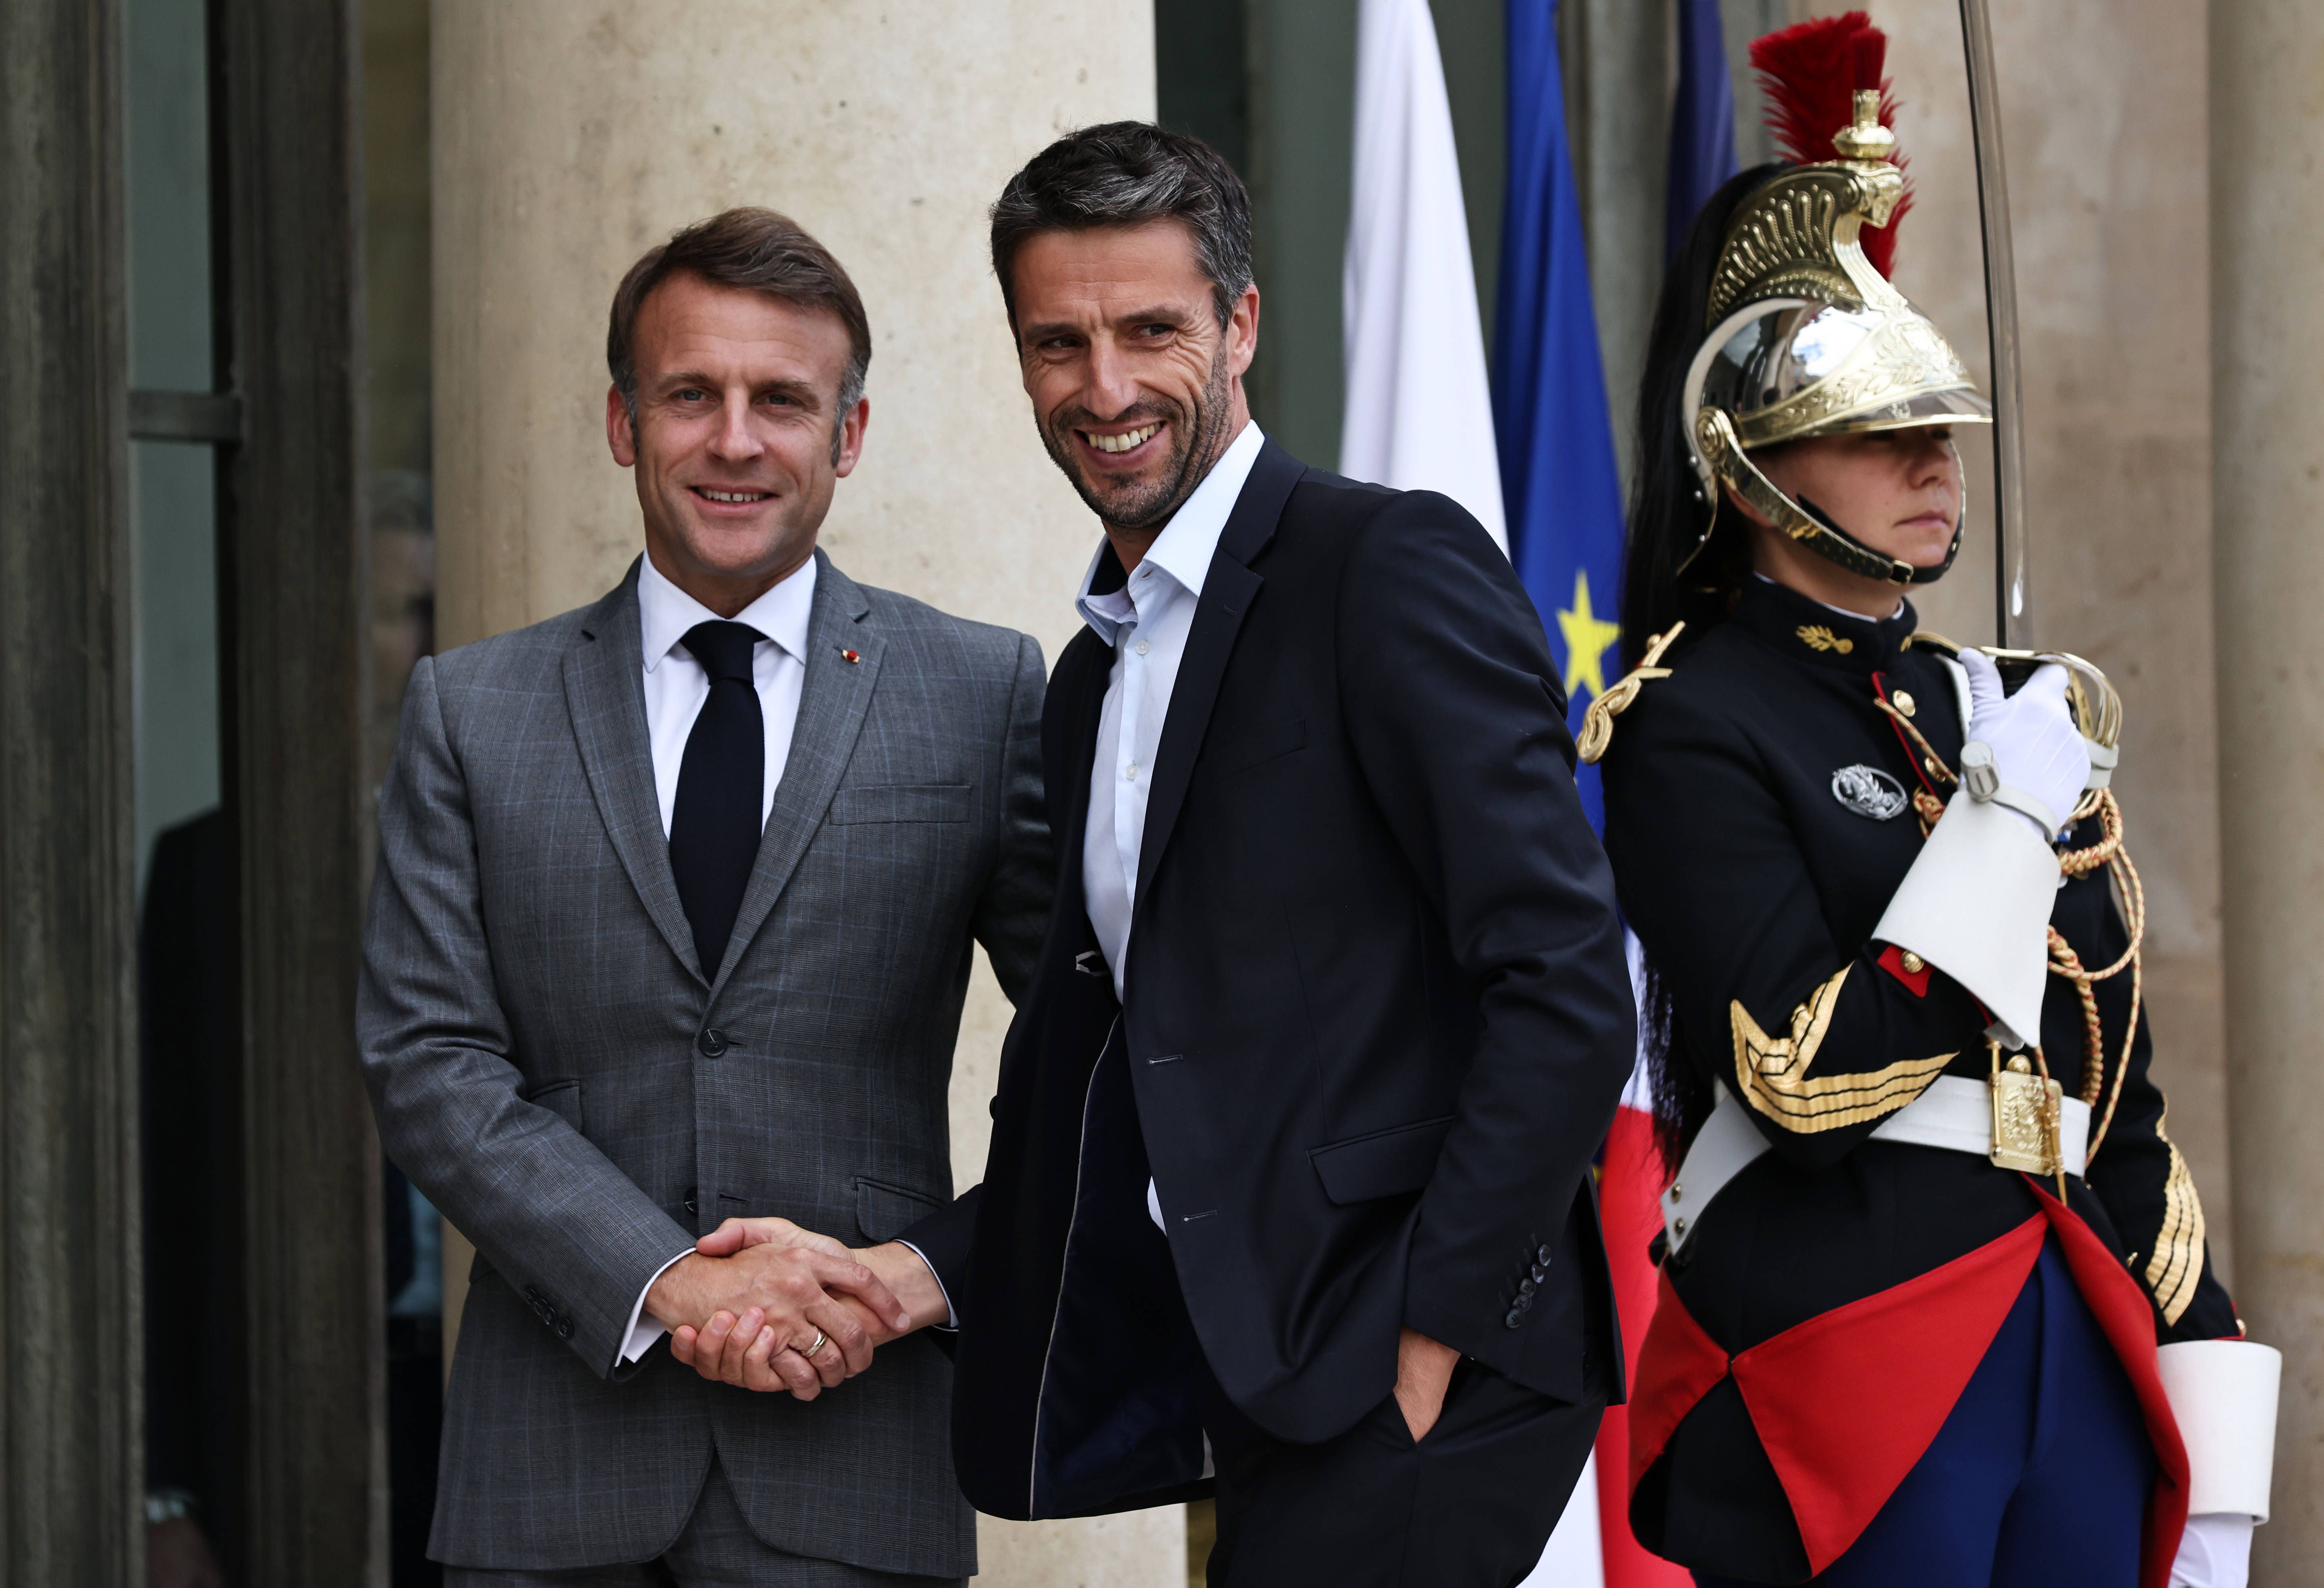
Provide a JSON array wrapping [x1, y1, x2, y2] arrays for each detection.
[[638, 549, 818, 673], [1075, 421, 1266, 644]]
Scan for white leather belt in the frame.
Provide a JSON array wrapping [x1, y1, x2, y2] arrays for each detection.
[[1660, 1076, 2091, 1255]]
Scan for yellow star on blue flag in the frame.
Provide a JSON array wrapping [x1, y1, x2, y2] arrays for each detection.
[[1555, 568, 1621, 702]]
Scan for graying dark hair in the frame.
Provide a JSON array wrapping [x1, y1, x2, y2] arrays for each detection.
[[990, 122, 1254, 332]]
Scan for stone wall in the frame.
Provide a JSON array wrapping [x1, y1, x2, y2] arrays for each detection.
[[429, 5, 1176, 1580]]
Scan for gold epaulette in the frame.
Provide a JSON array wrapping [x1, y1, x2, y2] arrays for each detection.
[[1576, 622, 1685, 764], [1903, 629, 1962, 658]]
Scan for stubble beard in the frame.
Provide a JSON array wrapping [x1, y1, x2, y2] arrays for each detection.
[[1039, 345, 1235, 533]]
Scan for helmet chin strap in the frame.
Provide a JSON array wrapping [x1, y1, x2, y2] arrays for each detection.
[[1796, 493, 1965, 587], [1686, 409, 1964, 586]]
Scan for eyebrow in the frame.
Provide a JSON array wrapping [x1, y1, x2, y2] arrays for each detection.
[[1018, 303, 1199, 345], [654, 371, 824, 407]]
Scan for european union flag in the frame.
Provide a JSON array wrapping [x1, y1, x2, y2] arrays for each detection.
[[1493, 0, 1626, 832]]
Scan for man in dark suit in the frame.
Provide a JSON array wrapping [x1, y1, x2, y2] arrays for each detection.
[[359, 208, 1050, 1586], [676, 126, 1635, 1585]]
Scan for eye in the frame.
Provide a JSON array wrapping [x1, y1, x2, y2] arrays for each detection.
[[673, 386, 708, 403]]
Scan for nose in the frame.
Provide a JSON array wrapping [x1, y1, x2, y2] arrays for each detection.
[[1080, 336, 1143, 424], [709, 389, 763, 463], [1909, 433, 1959, 490]]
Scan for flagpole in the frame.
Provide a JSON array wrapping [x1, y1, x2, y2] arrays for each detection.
[[1956, 0, 2026, 647]]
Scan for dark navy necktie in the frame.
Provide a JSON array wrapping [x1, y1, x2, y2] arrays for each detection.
[[670, 620, 766, 978]]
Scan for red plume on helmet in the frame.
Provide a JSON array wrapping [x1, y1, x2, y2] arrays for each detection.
[[1750, 11, 1911, 278]]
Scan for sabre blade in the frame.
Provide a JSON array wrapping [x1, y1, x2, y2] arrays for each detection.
[[1957, 0, 2028, 647]]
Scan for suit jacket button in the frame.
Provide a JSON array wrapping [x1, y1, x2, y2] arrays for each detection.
[[683, 1187, 700, 1216], [1518, 1277, 1537, 1295], [1505, 1307, 1524, 1329], [557, 1316, 575, 1340], [1536, 1243, 1553, 1264], [697, 1028, 728, 1058], [1530, 1262, 1550, 1283]]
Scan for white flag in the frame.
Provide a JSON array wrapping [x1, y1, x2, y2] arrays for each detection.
[[1340, 0, 1508, 551]]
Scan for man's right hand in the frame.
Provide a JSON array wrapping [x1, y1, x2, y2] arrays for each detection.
[[645, 1237, 908, 1400]]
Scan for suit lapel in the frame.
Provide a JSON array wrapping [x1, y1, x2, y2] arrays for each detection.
[[1133, 439, 1305, 905], [1046, 625, 1114, 950], [563, 560, 703, 980], [713, 550, 881, 990]]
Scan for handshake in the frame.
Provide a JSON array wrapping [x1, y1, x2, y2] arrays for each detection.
[[647, 1218, 945, 1398]]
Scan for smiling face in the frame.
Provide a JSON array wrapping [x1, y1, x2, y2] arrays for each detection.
[[1739, 426, 1963, 616], [1009, 220, 1257, 552], [605, 270, 867, 616]]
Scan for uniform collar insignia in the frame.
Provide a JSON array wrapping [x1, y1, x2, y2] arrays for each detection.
[[1733, 578, 1916, 671]]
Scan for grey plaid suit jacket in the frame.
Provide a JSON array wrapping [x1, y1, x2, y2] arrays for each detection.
[[357, 552, 1049, 1576]]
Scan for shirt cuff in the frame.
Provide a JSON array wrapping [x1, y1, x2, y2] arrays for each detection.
[[620, 1249, 694, 1364], [893, 1240, 960, 1331]]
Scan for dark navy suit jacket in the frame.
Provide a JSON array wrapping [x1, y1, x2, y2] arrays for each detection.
[[907, 441, 1635, 1519]]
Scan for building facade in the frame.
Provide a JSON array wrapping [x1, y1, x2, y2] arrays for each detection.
[[1, 1, 2315, 1583]]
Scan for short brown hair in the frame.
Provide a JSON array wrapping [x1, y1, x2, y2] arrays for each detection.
[[607, 208, 872, 444]]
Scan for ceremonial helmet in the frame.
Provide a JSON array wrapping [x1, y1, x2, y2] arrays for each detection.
[[1681, 16, 1992, 586]]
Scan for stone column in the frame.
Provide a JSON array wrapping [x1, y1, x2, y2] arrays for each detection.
[[430, 4, 1178, 1582], [2212, 0, 2324, 1573]]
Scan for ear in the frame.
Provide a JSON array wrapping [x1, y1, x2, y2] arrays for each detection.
[[606, 384, 637, 467], [832, 396, 870, 479], [1225, 282, 1260, 380], [1724, 480, 1776, 531]]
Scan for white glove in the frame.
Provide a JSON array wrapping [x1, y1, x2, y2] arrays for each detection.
[[1960, 651, 2089, 839], [2170, 1513, 2254, 1588]]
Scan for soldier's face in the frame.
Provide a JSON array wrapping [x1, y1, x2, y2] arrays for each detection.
[[1009, 221, 1258, 536], [607, 272, 867, 609], [1754, 427, 1963, 571]]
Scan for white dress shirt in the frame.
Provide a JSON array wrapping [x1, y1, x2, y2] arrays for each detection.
[[639, 551, 817, 835], [621, 551, 817, 1362], [1079, 421, 1265, 996], [1076, 421, 1265, 1230]]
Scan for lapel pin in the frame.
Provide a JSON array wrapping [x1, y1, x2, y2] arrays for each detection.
[[840, 648, 861, 664]]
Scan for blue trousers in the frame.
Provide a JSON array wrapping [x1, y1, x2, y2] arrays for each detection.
[[1697, 1238, 2154, 1588]]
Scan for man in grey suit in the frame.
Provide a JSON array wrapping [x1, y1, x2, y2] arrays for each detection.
[[358, 207, 1050, 1586]]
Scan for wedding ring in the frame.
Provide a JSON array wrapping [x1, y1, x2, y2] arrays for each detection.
[[800, 1330, 829, 1359]]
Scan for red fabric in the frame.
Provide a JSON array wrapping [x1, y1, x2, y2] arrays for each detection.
[[2025, 1185, 2189, 1588], [1733, 1216, 2048, 1573], [1592, 1107, 1694, 1588], [1625, 1271, 1732, 1496], [1625, 1183, 2192, 1587], [1877, 943, 1932, 997]]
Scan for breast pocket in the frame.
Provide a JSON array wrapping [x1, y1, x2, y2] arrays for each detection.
[[1211, 714, 1307, 774], [825, 783, 970, 824]]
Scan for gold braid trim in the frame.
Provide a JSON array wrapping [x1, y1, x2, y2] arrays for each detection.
[[1732, 966, 1957, 1132], [2045, 791, 2146, 1162], [2143, 1108, 2206, 1326], [1577, 624, 1685, 765]]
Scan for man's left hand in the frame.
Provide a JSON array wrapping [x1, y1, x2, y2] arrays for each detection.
[[1392, 1326, 1460, 1442]]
